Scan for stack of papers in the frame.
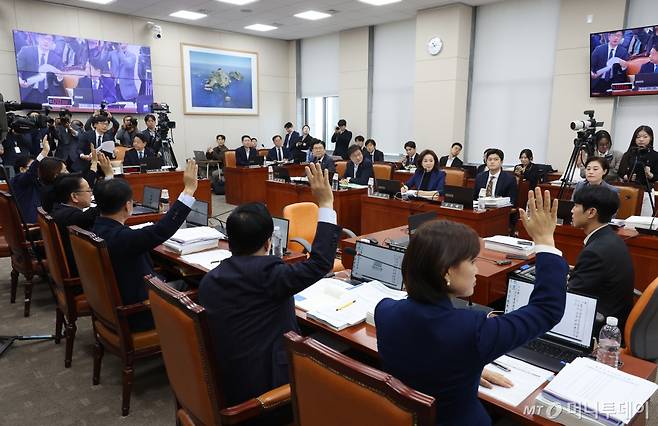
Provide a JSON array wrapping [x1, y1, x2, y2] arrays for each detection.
[[483, 235, 535, 258], [180, 249, 232, 271], [624, 216, 658, 231], [164, 226, 225, 255], [479, 355, 554, 406], [536, 357, 658, 425], [129, 222, 153, 230], [482, 197, 512, 208], [345, 183, 368, 189]]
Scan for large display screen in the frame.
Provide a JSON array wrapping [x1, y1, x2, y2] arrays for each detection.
[[590, 25, 658, 97], [12, 30, 153, 113]]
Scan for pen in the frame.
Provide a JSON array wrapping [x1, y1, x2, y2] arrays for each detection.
[[491, 361, 511, 372], [210, 260, 220, 264], [335, 300, 356, 311]]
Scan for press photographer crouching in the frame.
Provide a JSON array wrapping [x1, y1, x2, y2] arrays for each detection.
[[115, 115, 139, 147]]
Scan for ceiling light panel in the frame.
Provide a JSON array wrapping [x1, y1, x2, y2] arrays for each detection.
[[294, 10, 332, 21], [244, 24, 277, 32], [358, 0, 402, 5], [217, 0, 258, 5], [169, 10, 207, 20]]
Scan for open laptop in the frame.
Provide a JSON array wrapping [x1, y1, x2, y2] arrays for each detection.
[[557, 200, 574, 225], [185, 200, 209, 227], [350, 241, 405, 291], [248, 156, 265, 166], [442, 185, 475, 209], [273, 166, 291, 182], [132, 186, 161, 215], [505, 277, 598, 372], [193, 150, 207, 162], [388, 211, 437, 251], [145, 156, 163, 170], [272, 217, 290, 253], [375, 179, 402, 196]]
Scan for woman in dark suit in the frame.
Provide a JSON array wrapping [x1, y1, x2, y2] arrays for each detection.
[[401, 149, 446, 195], [513, 148, 541, 189], [294, 124, 314, 163], [618, 125, 658, 186], [376, 188, 568, 426]]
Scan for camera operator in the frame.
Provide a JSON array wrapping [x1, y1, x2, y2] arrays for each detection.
[[83, 108, 119, 137], [54, 110, 81, 172], [115, 115, 139, 147], [576, 130, 623, 182]]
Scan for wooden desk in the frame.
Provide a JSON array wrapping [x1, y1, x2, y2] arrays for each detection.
[[125, 212, 163, 226], [265, 180, 367, 234], [122, 171, 212, 214], [360, 196, 511, 237], [223, 164, 307, 206], [340, 226, 529, 305]]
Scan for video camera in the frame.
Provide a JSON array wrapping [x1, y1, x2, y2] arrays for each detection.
[[150, 102, 176, 141], [569, 110, 603, 157], [0, 93, 53, 143]]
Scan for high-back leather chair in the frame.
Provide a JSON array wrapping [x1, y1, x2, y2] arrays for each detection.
[[283, 202, 319, 253], [442, 168, 466, 187], [258, 148, 269, 158], [37, 208, 90, 368], [616, 185, 643, 219], [285, 331, 436, 426], [0, 190, 47, 316], [373, 163, 392, 181], [623, 277, 658, 361], [68, 226, 161, 416], [146, 276, 291, 426], [114, 146, 130, 162], [335, 161, 347, 178], [626, 57, 651, 76], [224, 151, 237, 168]]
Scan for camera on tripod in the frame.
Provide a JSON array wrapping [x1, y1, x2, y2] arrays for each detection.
[[0, 93, 53, 143], [570, 110, 603, 157], [150, 102, 176, 140]]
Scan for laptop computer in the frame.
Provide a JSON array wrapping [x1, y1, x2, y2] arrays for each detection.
[[376, 179, 402, 196], [132, 186, 161, 215], [557, 200, 574, 225], [272, 217, 290, 254], [634, 72, 658, 90], [505, 277, 598, 372], [193, 150, 207, 162], [388, 211, 437, 251], [145, 156, 163, 170], [273, 166, 290, 182], [185, 200, 209, 227], [350, 241, 405, 291], [248, 156, 265, 166], [442, 185, 475, 209]]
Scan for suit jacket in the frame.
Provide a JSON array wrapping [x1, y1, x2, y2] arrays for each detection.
[[283, 131, 300, 151], [364, 149, 384, 164], [590, 44, 629, 81], [405, 169, 446, 194], [404, 154, 417, 168], [513, 163, 541, 189], [78, 130, 115, 171], [618, 148, 658, 184], [439, 155, 463, 168], [473, 170, 518, 205], [639, 61, 657, 74], [198, 221, 340, 406], [16, 45, 65, 94], [92, 200, 191, 331], [235, 146, 259, 166], [266, 146, 291, 162], [376, 253, 567, 426], [138, 129, 161, 154], [123, 147, 156, 167], [110, 49, 138, 101], [313, 155, 336, 174], [10, 158, 41, 223], [331, 130, 352, 159], [343, 159, 374, 185], [51, 203, 99, 276], [568, 226, 634, 334], [54, 125, 81, 164]]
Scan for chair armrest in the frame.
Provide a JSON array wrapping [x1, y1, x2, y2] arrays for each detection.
[[341, 228, 357, 239], [182, 289, 198, 301], [116, 300, 151, 316], [257, 384, 291, 409], [290, 237, 312, 254], [219, 385, 290, 425], [62, 277, 82, 287]]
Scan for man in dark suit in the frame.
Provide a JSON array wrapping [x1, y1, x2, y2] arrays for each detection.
[[110, 44, 138, 102], [638, 43, 658, 74], [341, 144, 374, 185], [77, 115, 115, 172], [10, 138, 50, 224], [568, 185, 634, 335], [16, 33, 66, 105], [282, 122, 300, 151], [235, 134, 258, 166], [198, 163, 339, 407], [590, 30, 630, 94], [311, 140, 336, 173], [402, 141, 417, 167], [331, 119, 352, 160], [123, 134, 156, 166], [439, 142, 464, 167], [473, 148, 518, 205], [364, 138, 384, 163], [138, 114, 161, 155], [266, 134, 291, 162], [55, 117, 82, 171], [91, 160, 198, 331]]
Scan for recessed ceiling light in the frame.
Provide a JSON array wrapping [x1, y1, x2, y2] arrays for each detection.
[[358, 0, 402, 5], [217, 0, 258, 5], [169, 10, 207, 20], [78, 0, 115, 4], [244, 24, 277, 32], [294, 10, 332, 21]]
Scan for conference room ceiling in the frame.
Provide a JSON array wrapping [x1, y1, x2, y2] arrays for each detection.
[[40, 0, 500, 40]]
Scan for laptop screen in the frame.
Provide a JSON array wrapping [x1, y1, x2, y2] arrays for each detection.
[[187, 200, 208, 227], [352, 241, 405, 291], [443, 185, 474, 208], [272, 217, 289, 252], [408, 212, 436, 234], [142, 186, 162, 209], [505, 278, 597, 349]]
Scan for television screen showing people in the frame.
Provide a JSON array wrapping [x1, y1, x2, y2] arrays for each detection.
[[590, 24, 658, 97], [13, 30, 154, 113]]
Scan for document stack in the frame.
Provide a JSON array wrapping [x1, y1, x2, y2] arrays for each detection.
[[164, 226, 225, 255], [624, 216, 658, 231], [534, 357, 657, 426], [483, 235, 535, 258], [481, 196, 512, 208]]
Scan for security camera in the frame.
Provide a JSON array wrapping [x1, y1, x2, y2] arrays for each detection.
[[147, 22, 163, 40]]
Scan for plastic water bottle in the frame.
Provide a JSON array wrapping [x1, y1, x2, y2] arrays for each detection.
[[268, 165, 274, 181], [160, 189, 169, 213], [367, 177, 375, 196], [477, 188, 486, 210], [271, 226, 284, 257], [332, 173, 339, 191], [596, 316, 621, 368]]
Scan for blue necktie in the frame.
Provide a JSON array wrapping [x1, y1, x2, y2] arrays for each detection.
[[606, 48, 615, 79], [655, 64, 658, 73]]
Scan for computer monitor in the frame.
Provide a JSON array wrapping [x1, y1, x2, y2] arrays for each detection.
[[376, 179, 402, 196], [186, 200, 209, 227], [352, 241, 405, 291], [272, 217, 290, 252], [443, 185, 474, 209], [408, 211, 436, 235], [142, 186, 162, 210], [145, 156, 163, 170], [273, 166, 290, 182]]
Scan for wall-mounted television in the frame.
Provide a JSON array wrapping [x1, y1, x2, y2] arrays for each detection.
[[590, 25, 658, 97], [12, 30, 153, 113]]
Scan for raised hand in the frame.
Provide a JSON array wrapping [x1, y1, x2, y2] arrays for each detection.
[[182, 159, 198, 196], [519, 188, 557, 247], [305, 162, 333, 209]]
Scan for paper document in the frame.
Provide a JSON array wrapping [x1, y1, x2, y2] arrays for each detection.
[[129, 222, 153, 230], [479, 355, 553, 406], [294, 278, 353, 312], [169, 226, 225, 244], [180, 249, 232, 271], [96, 141, 116, 154], [346, 183, 368, 189]]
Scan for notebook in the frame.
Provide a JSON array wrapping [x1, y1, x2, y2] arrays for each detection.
[[132, 186, 161, 215]]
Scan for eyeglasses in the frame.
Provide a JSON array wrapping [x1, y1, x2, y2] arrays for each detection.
[[74, 190, 92, 193]]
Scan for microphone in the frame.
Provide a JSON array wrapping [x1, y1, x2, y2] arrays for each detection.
[[343, 246, 401, 270]]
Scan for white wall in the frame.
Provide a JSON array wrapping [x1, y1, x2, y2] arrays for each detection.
[[300, 33, 339, 97], [0, 0, 294, 162], [371, 19, 415, 155]]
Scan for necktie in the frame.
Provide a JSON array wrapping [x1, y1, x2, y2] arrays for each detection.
[[655, 64, 658, 73], [246, 149, 249, 160], [485, 176, 495, 197], [97, 135, 102, 148], [139, 151, 143, 160], [38, 53, 46, 92], [277, 148, 282, 161], [606, 48, 615, 79]]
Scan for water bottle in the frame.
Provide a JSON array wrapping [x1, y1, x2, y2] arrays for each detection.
[[367, 177, 375, 196], [596, 316, 621, 368], [332, 173, 339, 191], [160, 189, 169, 213], [477, 188, 486, 210], [267, 165, 274, 181], [271, 226, 284, 257]]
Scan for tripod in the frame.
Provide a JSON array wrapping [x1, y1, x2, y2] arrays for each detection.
[[558, 138, 590, 200], [628, 151, 658, 235]]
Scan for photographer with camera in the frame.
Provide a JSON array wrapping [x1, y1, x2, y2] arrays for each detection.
[[115, 115, 139, 147], [54, 110, 82, 172], [83, 106, 119, 137]]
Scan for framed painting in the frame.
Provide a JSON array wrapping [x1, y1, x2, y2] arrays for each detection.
[[181, 44, 258, 115]]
